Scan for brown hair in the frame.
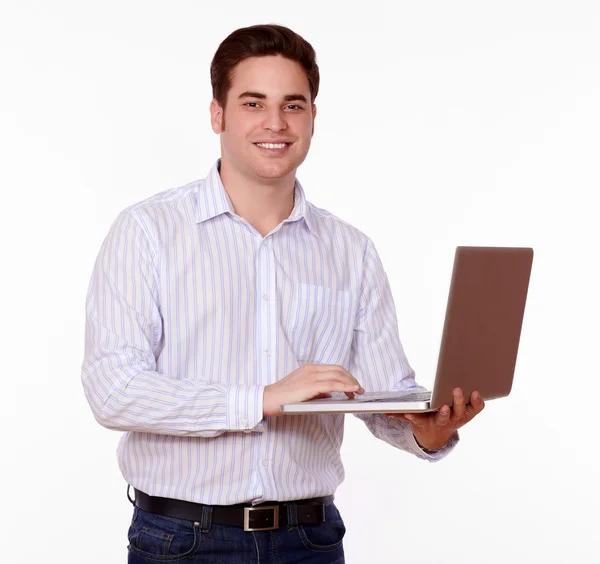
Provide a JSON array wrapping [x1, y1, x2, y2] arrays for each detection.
[[210, 24, 320, 115]]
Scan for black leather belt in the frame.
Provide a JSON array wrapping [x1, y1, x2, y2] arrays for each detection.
[[132, 488, 333, 532]]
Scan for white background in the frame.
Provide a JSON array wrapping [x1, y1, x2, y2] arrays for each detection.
[[1, 1, 599, 562]]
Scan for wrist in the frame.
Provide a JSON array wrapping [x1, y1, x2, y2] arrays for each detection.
[[413, 430, 457, 453], [262, 385, 281, 417]]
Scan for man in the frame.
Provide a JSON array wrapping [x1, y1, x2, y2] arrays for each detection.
[[81, 23, 484, 563]]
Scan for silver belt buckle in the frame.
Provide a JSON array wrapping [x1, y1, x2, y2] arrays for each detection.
[[243, 505, 280, 531]]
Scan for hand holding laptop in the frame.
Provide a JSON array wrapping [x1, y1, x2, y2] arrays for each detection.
[[389, 387, 485, 451]]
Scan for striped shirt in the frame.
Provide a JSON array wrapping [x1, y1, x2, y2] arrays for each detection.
[[81, 158, 457, 506]]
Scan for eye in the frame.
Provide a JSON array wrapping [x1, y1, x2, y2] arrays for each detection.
[[243, 102, 304, 110]]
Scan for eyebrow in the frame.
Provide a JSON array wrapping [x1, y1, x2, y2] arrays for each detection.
[[237, 91, 308, 103]]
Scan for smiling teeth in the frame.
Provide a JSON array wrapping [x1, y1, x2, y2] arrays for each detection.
[[256, 143, 288, 149]]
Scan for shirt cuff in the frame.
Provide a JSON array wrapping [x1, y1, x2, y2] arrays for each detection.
[[409, 430, 460, 462], [226, 385, 266, 432]]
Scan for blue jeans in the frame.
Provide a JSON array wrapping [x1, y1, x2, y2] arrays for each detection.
[[126, 498, 346, 563]]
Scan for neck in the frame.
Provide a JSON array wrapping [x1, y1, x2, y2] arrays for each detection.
[[218, 158, 296, 237]]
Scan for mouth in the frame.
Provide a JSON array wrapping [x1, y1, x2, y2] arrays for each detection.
[[253, 142, 293, 155]]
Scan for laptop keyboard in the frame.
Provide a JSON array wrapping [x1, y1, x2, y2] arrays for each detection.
[[361, 391, 432, 403]]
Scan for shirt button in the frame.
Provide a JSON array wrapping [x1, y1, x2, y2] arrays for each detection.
[[262, 459, 270, 466], [262, 293, 269, 301], [264, 240, 269, 248], [263, 349, 271, 357], [241, 418, 249, 427]]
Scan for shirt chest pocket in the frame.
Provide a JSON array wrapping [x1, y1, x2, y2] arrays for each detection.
[[288, 282, 354, 366]]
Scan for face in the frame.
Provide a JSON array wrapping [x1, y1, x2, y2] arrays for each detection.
[[210, 55, 317, 183]]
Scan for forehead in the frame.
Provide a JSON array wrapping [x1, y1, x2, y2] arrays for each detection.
[[228, 55, 310, 97]]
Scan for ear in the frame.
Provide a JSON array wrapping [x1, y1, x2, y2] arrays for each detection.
[[210, 99, 224, 134], [311, 103, 317, 136]]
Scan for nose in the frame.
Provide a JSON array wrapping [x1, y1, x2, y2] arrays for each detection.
[[262, 108, 288, 132]]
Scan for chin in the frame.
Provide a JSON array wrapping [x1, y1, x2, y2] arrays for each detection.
[[254, 161, 296, 179]]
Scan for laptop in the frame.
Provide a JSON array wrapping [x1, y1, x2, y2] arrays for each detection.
[[280, 246, 534, 414]]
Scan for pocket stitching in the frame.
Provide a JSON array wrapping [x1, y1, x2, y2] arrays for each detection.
[[291, 283, 353, 365], [128, 521, 201, 562], [297, 523, 345, 553]]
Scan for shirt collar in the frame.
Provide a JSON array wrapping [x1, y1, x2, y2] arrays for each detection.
[[196, 158, 316, 235]]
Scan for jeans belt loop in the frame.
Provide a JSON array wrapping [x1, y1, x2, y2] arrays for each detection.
[[287, 501, 299, 530], [200, 504, 213, 532]]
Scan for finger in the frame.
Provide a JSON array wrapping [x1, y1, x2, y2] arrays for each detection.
[[387, 412, 426, 423], [316, 369, 362, 389], [313, 364, 356, 383], [465, 390, 485, 420], [387, 412, 438, 429], [314, 371, 364, 393], [435, 405, 452, 427], [312, 382, 361, 396], [451, 388, 466, 419], [313, 393, 332, 400], [312, 369, 355, 384], [313, 364, 352, 376]]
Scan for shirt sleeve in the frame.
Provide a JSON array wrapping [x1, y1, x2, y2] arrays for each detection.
[[80, 209, 265, 437], [348, 237, 459, 461]]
